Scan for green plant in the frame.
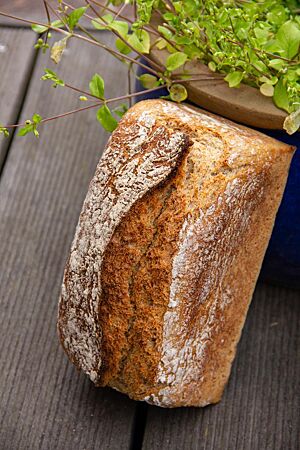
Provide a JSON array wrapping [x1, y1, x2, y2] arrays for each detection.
[[137, 0, 300, 133], [0, 0, 299, 137]]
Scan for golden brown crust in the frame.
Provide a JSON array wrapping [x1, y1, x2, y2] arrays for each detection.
[[58, 102, 190, 384], [99, 169, 187, 394], [58, 100, 294, 407]]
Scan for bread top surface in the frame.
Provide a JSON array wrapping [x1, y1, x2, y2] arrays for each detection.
[[58, 100, 294, 405]]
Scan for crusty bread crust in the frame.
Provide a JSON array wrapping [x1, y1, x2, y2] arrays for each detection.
[[58, 100, 294, 407], [58, 103, 190, 384]]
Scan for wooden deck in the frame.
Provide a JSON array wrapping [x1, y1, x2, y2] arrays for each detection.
[[0, 8, 299, 450]]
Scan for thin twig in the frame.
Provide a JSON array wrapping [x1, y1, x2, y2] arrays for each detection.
[[3, 85, 167, 129], [43, 0, 51, 44], [88, 0, 160, 35], [82, 0, 164, 73], [114, 2, 126, 20], [0, 11, 162, 77], [45, 0, 70, 32], [71, 30, 162, 76], [127, 63, 132, 107], [63, 82, 99, 99]]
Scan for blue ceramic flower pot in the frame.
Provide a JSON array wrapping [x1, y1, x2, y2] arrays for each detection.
[[135, 72, 300, 288]]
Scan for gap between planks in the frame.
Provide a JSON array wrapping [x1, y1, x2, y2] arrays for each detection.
[[0, 29, 140, 450]]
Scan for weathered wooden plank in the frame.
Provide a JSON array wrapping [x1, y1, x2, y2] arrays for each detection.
[[0, 0, 82, 25], [0, 0, 129, 28], [0, 32, 137, 450], [142, 283, 300, 450], [0, 28, 36, 168]]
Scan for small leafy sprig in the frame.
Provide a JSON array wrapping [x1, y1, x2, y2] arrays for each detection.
[[0, 0, 299, 138], [18, 114, 43, 137], [0, 0, 193, 137]]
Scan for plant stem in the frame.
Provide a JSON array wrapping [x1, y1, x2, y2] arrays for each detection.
[[0, 10, 162, 77], [63, 82, 98, 99], [114, 2, 127, 20], [3, 85, 167, 129], [88, 0, 160, 36], [127, 63, 133, 107], [82, 0, 165, 73], [71, 30, 161, 76], [45, 0, 71, 32], [43, 0, 51, 45]]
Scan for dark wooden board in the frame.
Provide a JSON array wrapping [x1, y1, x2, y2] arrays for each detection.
[[1, 23, 299, 450], [0, 0, 82, 25], [0, 0, 130, 28], [0, 30, 137, 450], [142, 283, 300, 450], [0, 28, 36, 168]]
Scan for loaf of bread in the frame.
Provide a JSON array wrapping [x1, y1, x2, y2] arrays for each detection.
[[58, 100, 294, 407]]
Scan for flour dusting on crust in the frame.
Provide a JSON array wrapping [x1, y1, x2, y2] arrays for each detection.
[[149, 174, 265, 407], [58, 110, 189, 383], [58, 100, 292, 406]]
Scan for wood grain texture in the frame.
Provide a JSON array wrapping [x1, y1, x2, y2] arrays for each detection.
[[0, 0, 130, 27], [0, 24, 299, 450], [0, 31, 136, 450], [0, 28, 36, 168], [0, 0, 82, 25], [142, 283, 300, 450]]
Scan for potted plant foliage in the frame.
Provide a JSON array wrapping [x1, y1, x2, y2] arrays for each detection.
[[0, 0, 299, 286]]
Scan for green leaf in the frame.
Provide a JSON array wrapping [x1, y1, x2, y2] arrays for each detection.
[[115, 37, 131, 55], [139, 74, 159, 89], [89, 74, 105, 99], [92, 15, 128, 37], [183, 0, 197, 16], [127, 30, 150, 54], [67, 6, 87, 31], [224, 71, 244, 88], [276, 21, 300, 59], [31, 18, 63, 33], [112, 103, 128, 118], [208, 61, 217, 72], [41, 68, 65, 88], [169, 84, 188, 102], [155, 38, 167, 50], [268, 59, 285, 71], [31, 24, 48, 34], [18, 114, 42, 137], [18, 125, 33, 137], [32, 113, 42, 124], [91, 14, 113, 30], [283, 108, 300, 134], [267, 5, 287, 26], [273, 78, 290, 112], [166, 52, 188, 71], [260, 83, 274, 97], [157, 25, 173, 39], [97, 105, 118, 132], [109, 20, 128, 37], [136, 0, 155, 24], [51, 20, 64, 29]]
